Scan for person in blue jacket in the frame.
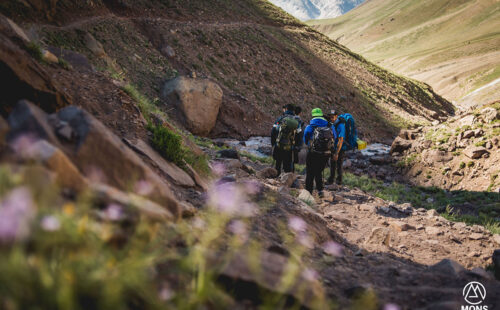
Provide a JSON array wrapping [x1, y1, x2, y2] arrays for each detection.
[[303, 108, 336, 196], [326, 109, 346, 185]]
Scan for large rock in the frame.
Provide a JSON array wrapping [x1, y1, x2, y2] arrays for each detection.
[[0, 17, 71, 115], [128, 139, 195, 188], [481, 107, 498, 123], [298, 189, 315, 205], [17, 140, 87, 192], [218, 251, 325, 308], [280, 172, 297, 187], [0, 116, 8, 150], [390, 137, 412, 154], [422, 149, 453, 165], [7, 100, 61, 146], [162, 76, 223, 136], [57, 106, 180, 217], [256, 167, 278, 179], [365, 227, 391, 246], [463, 146, 489, 159], [429, 259, 466, 277]]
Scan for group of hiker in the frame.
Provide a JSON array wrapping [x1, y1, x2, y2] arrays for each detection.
[[271, 104, 361, 197]]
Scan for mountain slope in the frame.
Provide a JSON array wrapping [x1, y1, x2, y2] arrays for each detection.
[[1, 0, 453, 143], [308, 0, 500, 107], [269, 0, 365, 21]]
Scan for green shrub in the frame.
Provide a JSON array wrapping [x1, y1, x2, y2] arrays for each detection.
[[475, 140, 486, 147], [149, 124, 185, 167], [26, 42, 44, 62], [459, 162, 466, 169], [467, 161, 475, 168]]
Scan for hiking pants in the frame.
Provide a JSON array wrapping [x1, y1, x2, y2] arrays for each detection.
[[275, 147, 293, 175], [329, 150, 345, 184], [305, 152, 329, 193]]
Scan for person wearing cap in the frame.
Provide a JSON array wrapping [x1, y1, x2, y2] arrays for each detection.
[[303, 108, 335, 197], [271, 104, 296, 175], [326, 109, 346, 185]]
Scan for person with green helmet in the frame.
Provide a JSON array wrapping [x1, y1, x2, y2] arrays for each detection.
[[303, 108, 336, 197]]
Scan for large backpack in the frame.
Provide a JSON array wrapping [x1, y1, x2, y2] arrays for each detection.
[[310, 126, 334, 155], [336, 113, 358, 151], [276, 116, 299, 151]]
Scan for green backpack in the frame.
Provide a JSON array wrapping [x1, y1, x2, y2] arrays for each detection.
[[276, 116, 299, 151]]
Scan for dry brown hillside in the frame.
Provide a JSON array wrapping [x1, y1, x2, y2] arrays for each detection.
[[1, 0, 453, 142]]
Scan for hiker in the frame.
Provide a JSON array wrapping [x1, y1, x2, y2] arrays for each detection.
[[271, 104, 299, 175], [303, 108, 335, 197], [292, 105, 304, 172], [327, 110, 360, 185]]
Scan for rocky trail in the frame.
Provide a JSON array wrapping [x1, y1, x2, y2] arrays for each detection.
[[209, 147, 500, 309]]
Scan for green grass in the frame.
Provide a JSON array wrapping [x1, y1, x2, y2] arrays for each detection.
[[240, 151, 273, 165], [340, 172, 500, 233]]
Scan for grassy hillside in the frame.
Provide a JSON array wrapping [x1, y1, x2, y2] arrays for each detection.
[[308, 0, 500, 106], [1, 0, 453, 141]]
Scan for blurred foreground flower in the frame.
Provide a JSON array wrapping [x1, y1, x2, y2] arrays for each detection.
[[322, 241, 343, 257], [0, 187, 36, 243], [288, 216, 307, 233], [383, 303, 401, 310], [135, 180, 154, 196], [104, 204, 124, 221], [207, 182, 256, 217], [302, 268, 319, 282], [228, 220, 248, 242], [297, 232, 313, 249], [210, 162, 226, 177], [40, 215, 61, 231]]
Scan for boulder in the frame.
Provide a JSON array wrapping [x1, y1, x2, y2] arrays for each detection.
[[7, 100, 61, 147], [298, 189, 315, 205], [425, 226, 443, 236], [325, 212, 351, 226], [84, 32, 106, 57], [430, 259, 465, 277], [217, 149, 239, 159], [256, 167, 278, 179], [0, 116, 8, 150], [0, 18, 71, 115], [47, 46, 93, 72], [365, 227, 391, 246], [457, 114, 475, 127], [162, 76, 223, 136], [90, 183, 173, 221], [481, 107, 498, 123], [17, 140, 87, 192], [224, 158, 243, 170], [218, 251, 324, 309], [422, 149, 452, 165], [57, 106, 180, 217], [390, 137, 412, 154], [461, 130, 475, 139], [463, 146, 488, 159], [128, 139, 195, 188], [280, 172, 297, 187], [42, 50, 58, 63], [161, 45, 175, 58], [390, 221, 415, 232], [493, 249, 500, 279]]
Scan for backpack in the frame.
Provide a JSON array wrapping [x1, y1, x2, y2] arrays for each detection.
[[276, 116, 299, 151], [336, 113, 358, 151], [310, 126, 334, 155]]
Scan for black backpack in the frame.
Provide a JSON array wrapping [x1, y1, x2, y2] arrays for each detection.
[[310, 127, 334, 155], [276, 116, 299, 151]]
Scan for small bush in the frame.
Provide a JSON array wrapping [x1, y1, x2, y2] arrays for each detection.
[[149, 124, 185, 167], [467, 161, 475, 168], [459, 162, 466, 169], [475, 140, 486, 147], [26, 42, 44, 62]]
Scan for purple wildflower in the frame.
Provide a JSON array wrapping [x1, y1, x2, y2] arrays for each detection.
[[383, 304, 401, 310], [242, 180, 262, 195], [302, 268, 319, 282], [288, 216, 307, 233], [104, 204, 124, 221], [211, 162, 226, 177], [158, 284, 174, 301], [40, 215, 61, 232], [322, 241, 344, 257], [0, 187, 36, 243], [135, 180, 154, 196], [9, 134, 38, 157], [297, 231, 314, 249]]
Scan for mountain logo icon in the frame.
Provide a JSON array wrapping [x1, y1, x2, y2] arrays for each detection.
[[463, 281, 486, 305]]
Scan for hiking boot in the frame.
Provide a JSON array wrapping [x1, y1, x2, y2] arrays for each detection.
[[326, 178, 334, 185], [336, 179, 342, 186], [318, 191, 324, 198]]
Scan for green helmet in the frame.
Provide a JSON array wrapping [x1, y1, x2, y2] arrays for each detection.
[[311, 108, 323, 117]]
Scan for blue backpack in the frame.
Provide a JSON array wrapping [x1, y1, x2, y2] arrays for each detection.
[[336, 113, 358, 151]]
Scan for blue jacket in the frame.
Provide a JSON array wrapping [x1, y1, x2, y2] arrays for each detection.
[[303, 117, 336, 146], [333, 119, 347, 151]]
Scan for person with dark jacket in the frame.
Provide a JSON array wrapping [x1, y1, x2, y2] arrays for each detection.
[[271, 104, 296, 175], [292, 105, 304, 172], [303, 108, 335, 197], [326, 110, 346, 185]]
